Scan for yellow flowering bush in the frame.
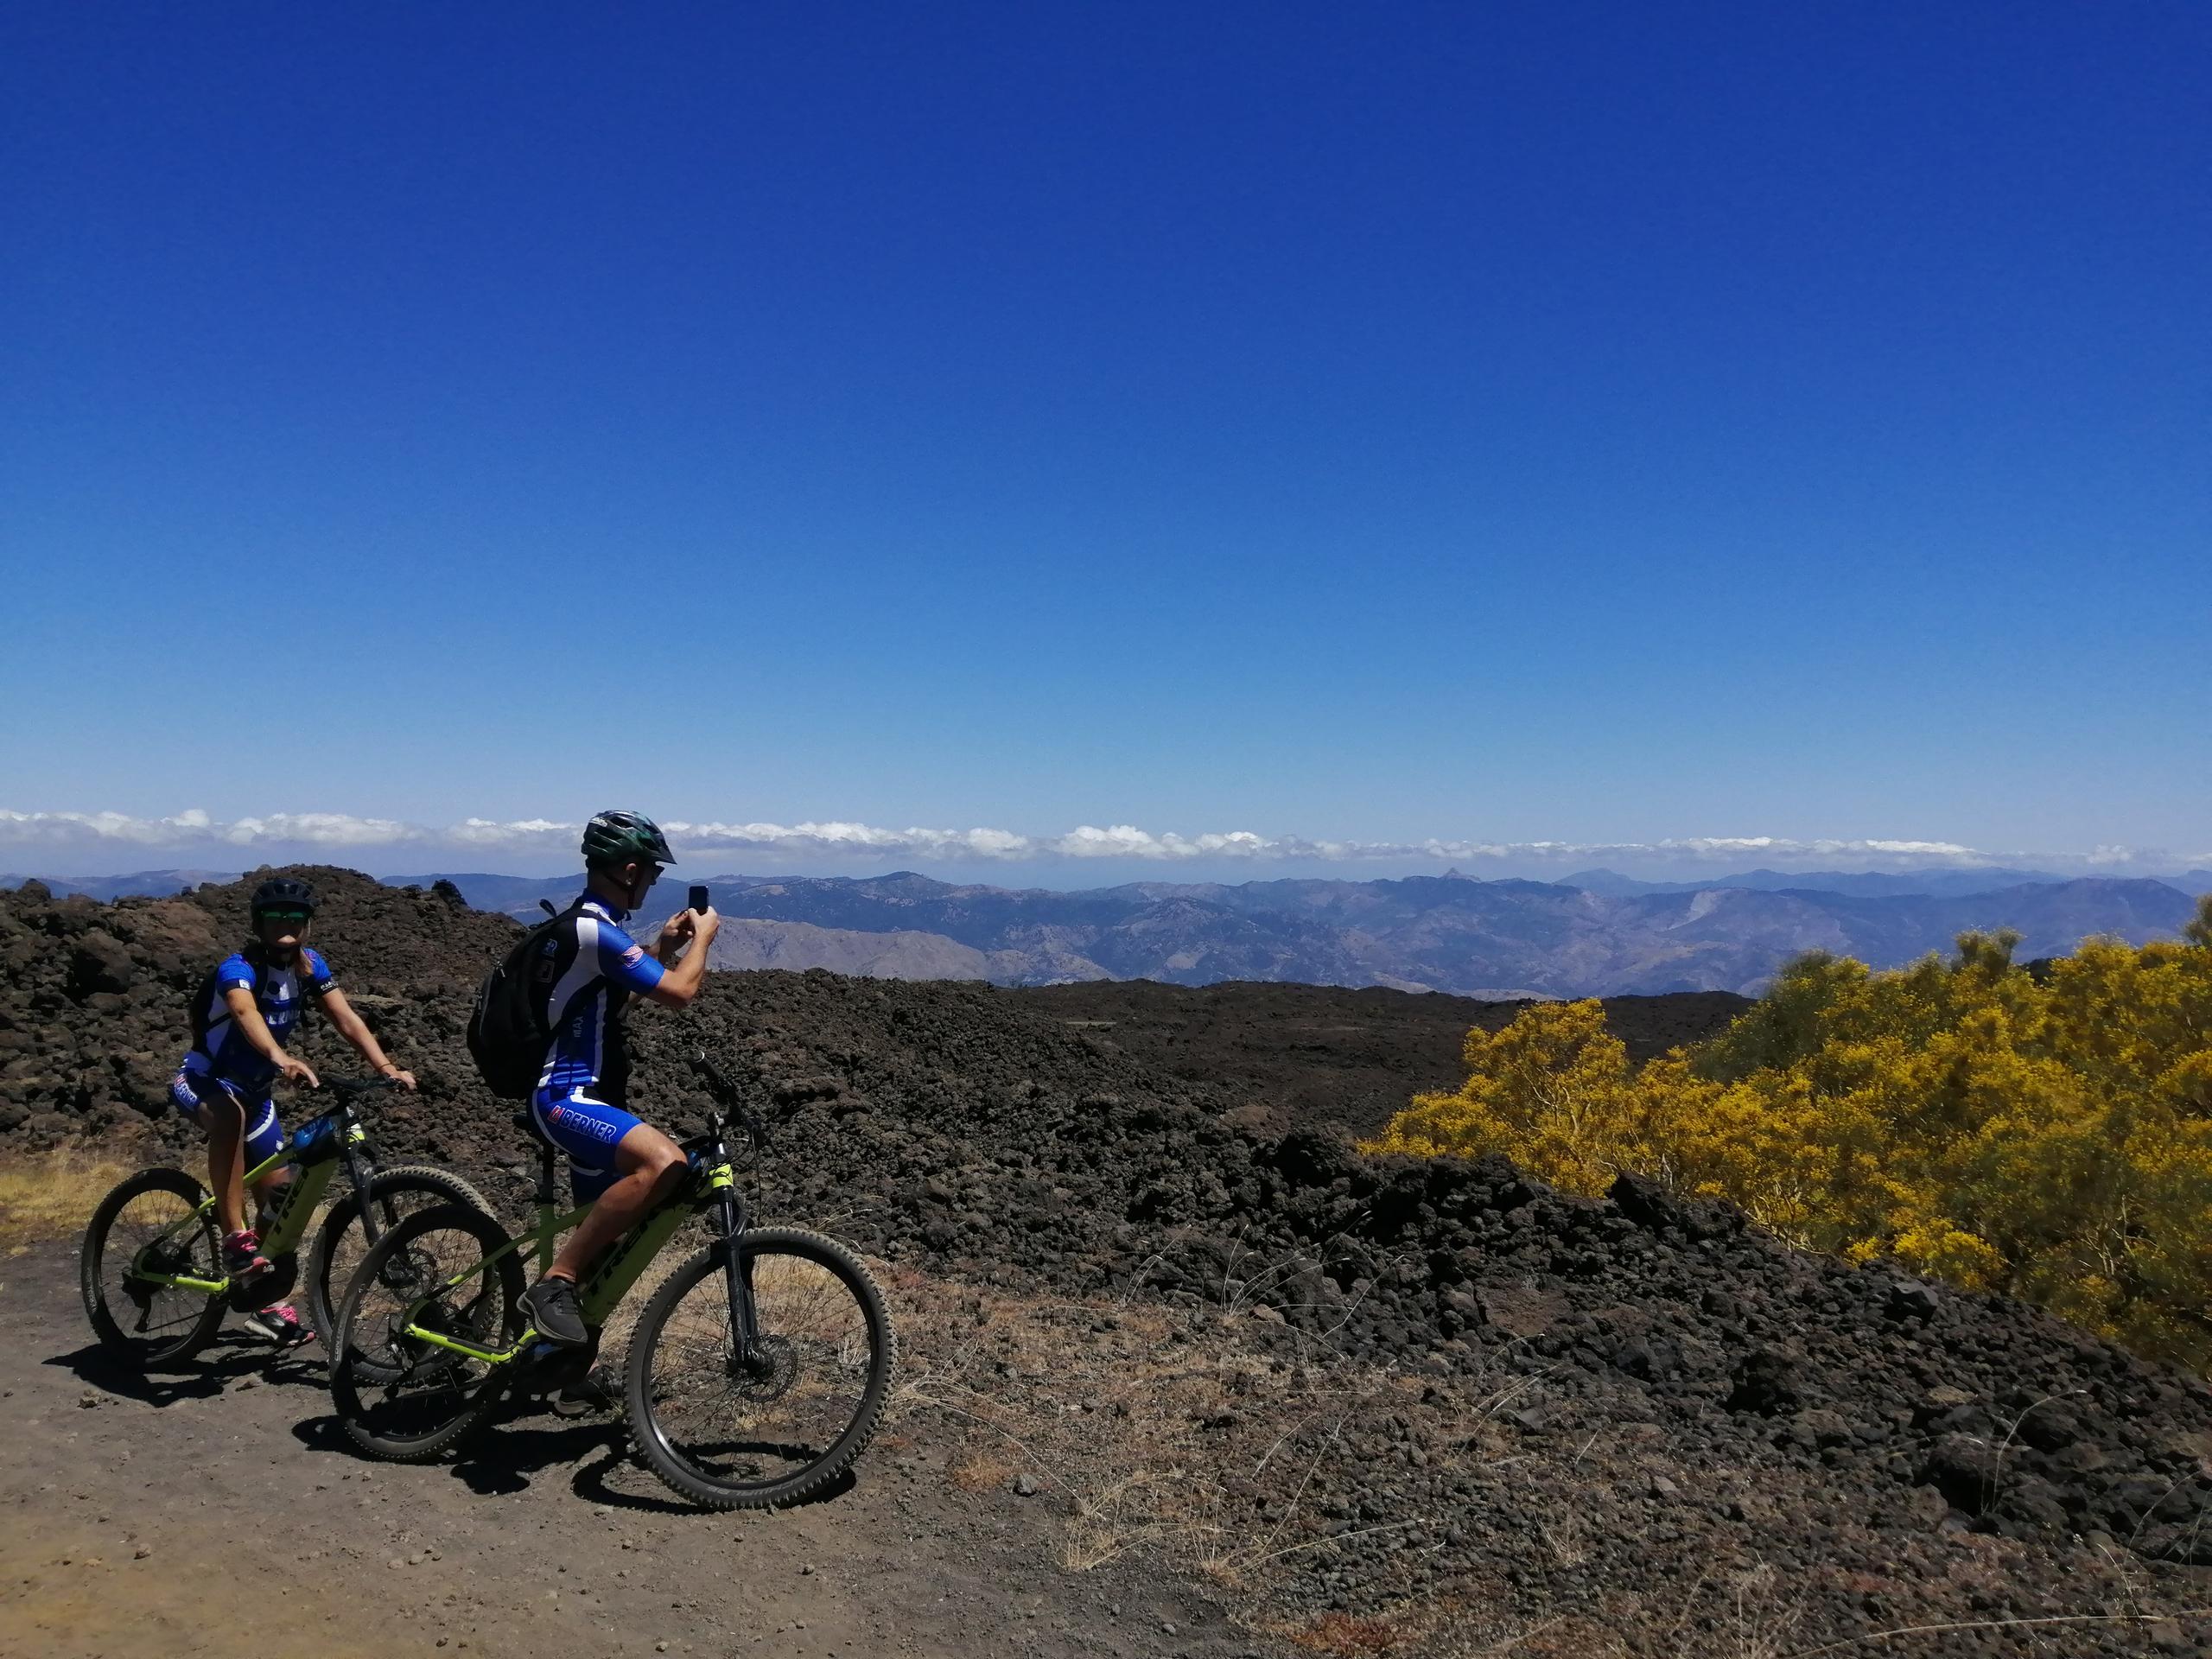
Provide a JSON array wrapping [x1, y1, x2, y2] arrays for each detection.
[[1366, 894, 2212, 1368]]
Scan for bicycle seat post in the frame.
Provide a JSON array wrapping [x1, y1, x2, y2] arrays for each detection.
[[532, 1140, 559, 1208], [531, 1139, 561, 1278]]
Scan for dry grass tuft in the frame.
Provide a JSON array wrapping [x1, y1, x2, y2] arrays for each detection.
[[1288, 1610, 1412, 1654], [0, 1145, 135, 1251], [947, 1443, 1021, 1494]]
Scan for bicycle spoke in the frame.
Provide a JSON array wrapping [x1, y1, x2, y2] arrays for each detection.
[[114, 1195, 209, 1330]]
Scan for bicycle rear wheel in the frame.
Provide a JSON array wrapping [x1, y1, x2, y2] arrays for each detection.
[[80, 1167, 226, 1370], [625, 1228, 896, 1511], [329, 1203, 524, 1462], [303, 1165, 494, 1350]]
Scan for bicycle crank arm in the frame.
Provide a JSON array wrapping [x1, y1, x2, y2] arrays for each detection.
[[130, 1270, 229, 1295]]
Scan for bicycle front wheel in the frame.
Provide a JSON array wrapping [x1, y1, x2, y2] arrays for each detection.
[[625, 1228, 895, 1511], [329, 1203, 524, 1462], [80, 1166, 226, 1370]]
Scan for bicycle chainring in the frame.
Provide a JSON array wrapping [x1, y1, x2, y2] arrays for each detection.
[[228, 1254, 297, 1312]]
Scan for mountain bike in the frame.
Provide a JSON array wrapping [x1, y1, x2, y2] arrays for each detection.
[[80, 1077, 489, 1368], [328, 1052, 895, 1511]]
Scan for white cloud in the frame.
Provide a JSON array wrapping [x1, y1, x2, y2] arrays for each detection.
[[0, 806, 2182, 875]]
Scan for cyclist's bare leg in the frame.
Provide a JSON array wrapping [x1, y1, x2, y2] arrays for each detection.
[[250, 1164, 295, 1230], [204, 1092, 249, 1236], [548, 1123, 686, 1283]]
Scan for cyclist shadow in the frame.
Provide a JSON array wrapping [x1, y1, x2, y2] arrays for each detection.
[[458, 1408, 621, 1499], [286, 1402, 858, 1515], [285, 1402, 627, 1501], [461, 1407, 857, 1513], [49, 1334, 322, 1407]]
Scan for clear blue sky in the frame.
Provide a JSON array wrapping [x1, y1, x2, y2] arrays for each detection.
[[3, 4, 2208, 880]]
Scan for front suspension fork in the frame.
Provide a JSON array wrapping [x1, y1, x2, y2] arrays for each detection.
[[717, 1189, 761, 1369], [340, 1140, 384, 1246]]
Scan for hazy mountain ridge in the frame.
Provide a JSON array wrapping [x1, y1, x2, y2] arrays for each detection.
[[1560, 865, 2079, 898], [402, 868, 2200, 996], [11, 866, 2195, 995], [0, 870, 242, 902]]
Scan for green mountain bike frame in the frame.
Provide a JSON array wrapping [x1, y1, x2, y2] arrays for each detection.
[[126, 1078, 400, 1298], [397, 1056, 762, 1371]]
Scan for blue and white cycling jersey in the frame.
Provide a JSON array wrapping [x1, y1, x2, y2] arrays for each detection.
[[524, 897, 667, 1200], [532, 897, 666, 1103], [177, 946, 337, 1096]]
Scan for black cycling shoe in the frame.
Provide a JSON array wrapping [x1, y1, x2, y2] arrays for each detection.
[[519, 1275, 589, 1349]]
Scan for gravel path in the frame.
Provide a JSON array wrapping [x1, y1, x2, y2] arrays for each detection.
[[0, 1240, 1273, 1659]]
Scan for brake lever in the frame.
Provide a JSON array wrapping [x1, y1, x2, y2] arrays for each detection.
[[688, 1049, 737, 1100]]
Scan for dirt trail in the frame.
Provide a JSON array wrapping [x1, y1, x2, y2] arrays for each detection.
[[0, 1241, 1269, 1659]]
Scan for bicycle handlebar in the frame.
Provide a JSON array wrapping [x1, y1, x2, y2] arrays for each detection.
[[317, 1077, 405, 1100], [686, 1049, 799, 1158], [688, 1050, 738, 1100]]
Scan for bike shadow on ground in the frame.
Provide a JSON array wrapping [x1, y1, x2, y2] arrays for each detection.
[[285, 1400, 860, 1514], [48, 1333, 323, 1408], [287, 1402, 629, 1501]]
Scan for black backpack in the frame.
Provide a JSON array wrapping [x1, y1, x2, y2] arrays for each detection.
[[466, 900, 583, 1100]]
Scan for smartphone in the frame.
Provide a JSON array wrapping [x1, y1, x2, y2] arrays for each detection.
[[688, 884, 710, 914]]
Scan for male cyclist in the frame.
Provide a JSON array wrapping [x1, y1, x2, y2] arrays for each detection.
[[168, 875, 417, 1343], [518, 810, 721, 1348]]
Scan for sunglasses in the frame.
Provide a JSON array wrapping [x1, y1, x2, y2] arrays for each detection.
[[258, 908, 313, 925]]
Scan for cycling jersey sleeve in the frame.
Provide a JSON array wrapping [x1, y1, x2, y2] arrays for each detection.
[[302, 947, 338, 996], [215, 953, 257, 994], [594, 922, 667, 995]]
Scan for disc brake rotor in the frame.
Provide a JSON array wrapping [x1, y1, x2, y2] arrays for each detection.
[[730, 1333, 798, 1401]]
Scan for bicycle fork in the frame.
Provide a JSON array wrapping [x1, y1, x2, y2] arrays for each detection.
[[709, 1169, 764, 1376], [336, 1116, 384, 1247]]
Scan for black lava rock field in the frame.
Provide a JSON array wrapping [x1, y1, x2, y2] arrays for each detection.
[[5, 868, 2209, 1654], [1005, 976, 1751, 1139]]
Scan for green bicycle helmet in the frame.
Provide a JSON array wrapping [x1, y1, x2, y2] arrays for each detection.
[[581, 810, 676, 872]]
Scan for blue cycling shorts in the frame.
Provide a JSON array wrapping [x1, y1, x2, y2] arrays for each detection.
[[169, 1068, 286, 1166], [531, 1090, 646, 1204]]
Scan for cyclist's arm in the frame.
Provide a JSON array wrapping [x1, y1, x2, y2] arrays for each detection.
[[222, 987, 319, 1088], [641, 908, 720, 1008], [317, 987, 416, 1090]]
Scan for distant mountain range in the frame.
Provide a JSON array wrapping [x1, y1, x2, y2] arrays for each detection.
[[1560, 866, 2085, 899], [387, 868, 2206, 997], [10, 864, 2202, 996], [0, 869, 243, 902]]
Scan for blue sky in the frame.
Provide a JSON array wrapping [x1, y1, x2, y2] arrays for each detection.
[[3, 4, 2208, 880]]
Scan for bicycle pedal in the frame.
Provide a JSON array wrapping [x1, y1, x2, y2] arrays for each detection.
[[557, 1365, 618, 1412]]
